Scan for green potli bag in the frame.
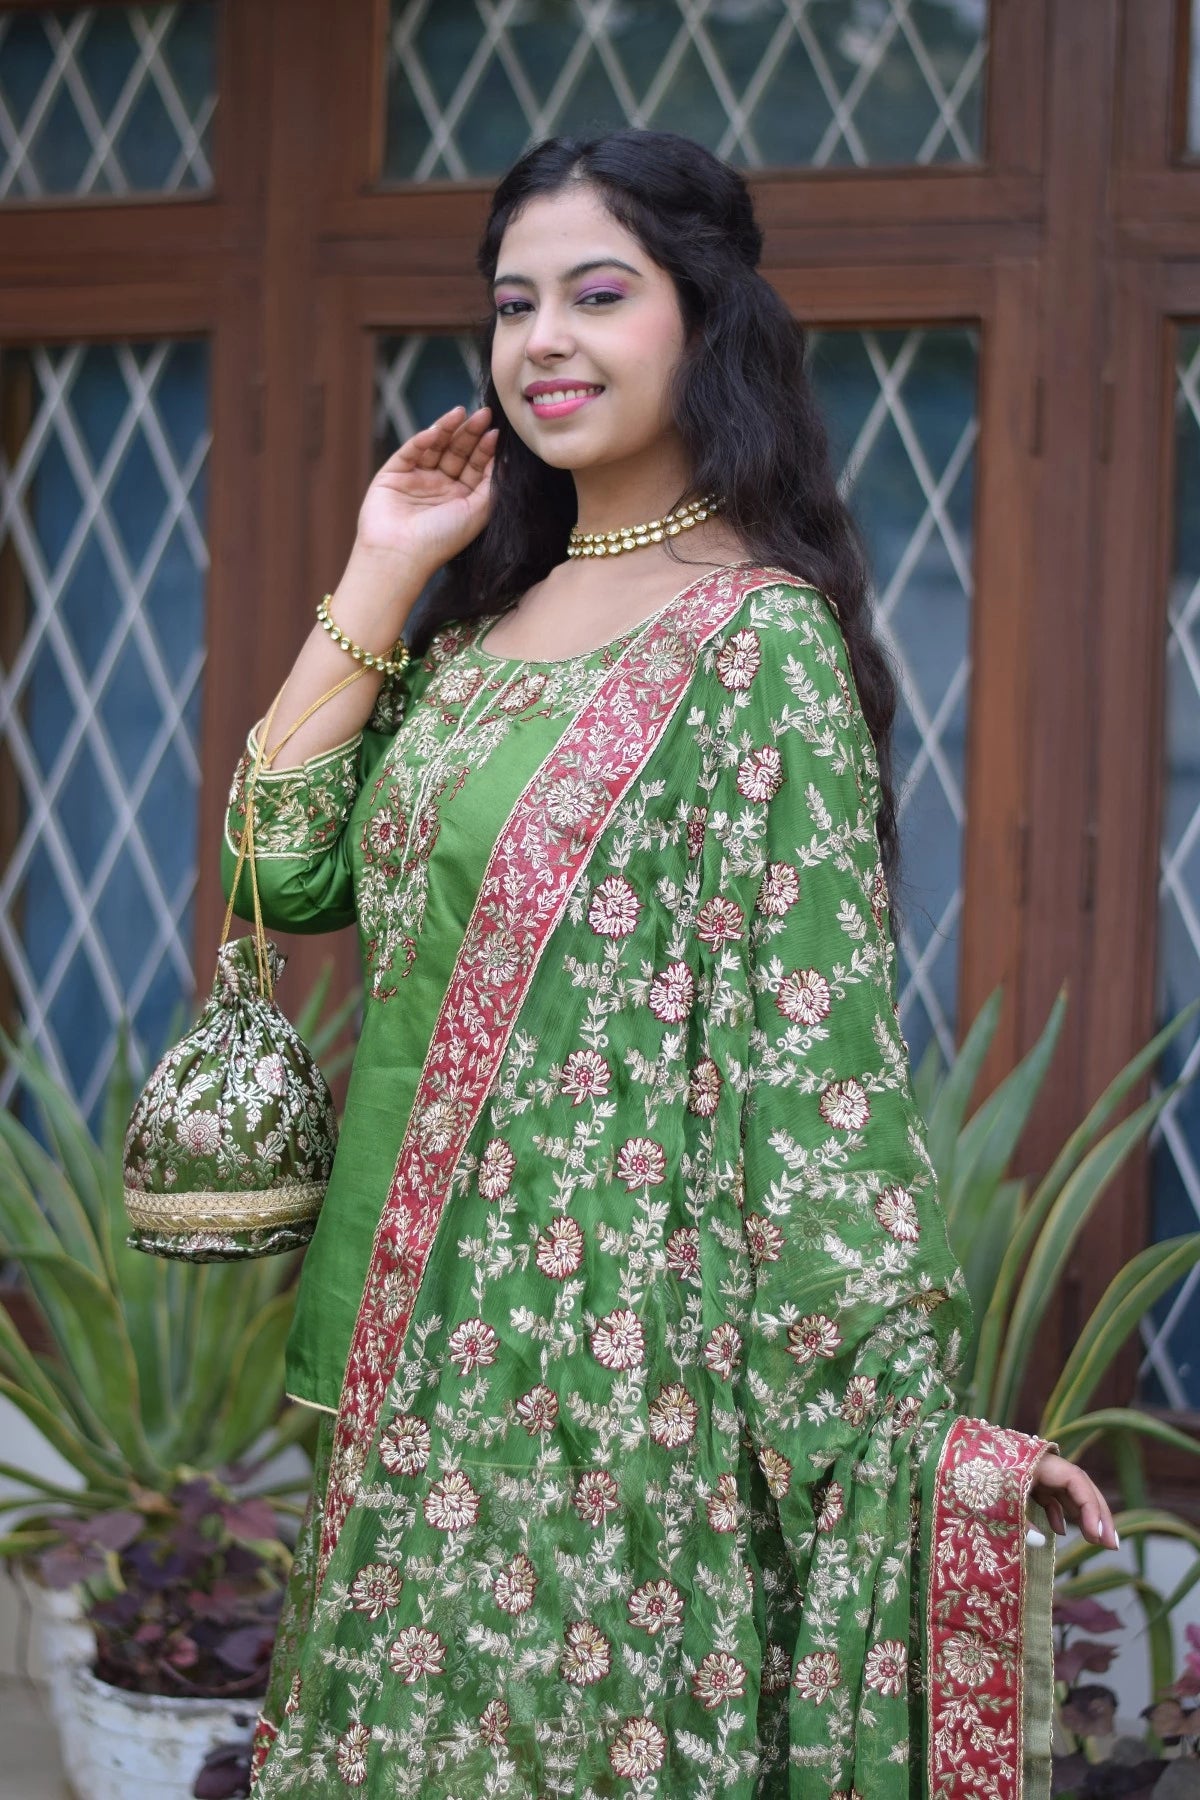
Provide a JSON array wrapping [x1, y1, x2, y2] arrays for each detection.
[[123, 674, 362, 1262]]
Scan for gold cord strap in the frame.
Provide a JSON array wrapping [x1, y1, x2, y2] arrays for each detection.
[[219, 668, 369, 999]]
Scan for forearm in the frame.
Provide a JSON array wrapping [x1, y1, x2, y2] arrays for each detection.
[[262, 543, 433, 769]]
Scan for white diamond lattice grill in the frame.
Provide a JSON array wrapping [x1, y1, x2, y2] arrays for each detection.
[[0, 2, 216, 199], [373, 325, 977, 1072], [384, 0, 987, 181], [1140, 327, 1200, 1412], [0, 341, 210, 1122]]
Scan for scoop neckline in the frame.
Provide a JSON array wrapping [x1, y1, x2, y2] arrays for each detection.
[[471, 559, 763, 667]]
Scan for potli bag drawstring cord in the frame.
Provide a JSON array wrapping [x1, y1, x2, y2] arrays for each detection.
[[219, 668, 368, 1002]]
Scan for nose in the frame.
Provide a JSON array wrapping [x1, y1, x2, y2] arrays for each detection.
[[523, 297, 575, 363]]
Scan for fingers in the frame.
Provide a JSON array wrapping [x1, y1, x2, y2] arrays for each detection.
[[1031, 1461, 1120, 1550], [414, 405, 495, 474], [378, 404, 495, 476]]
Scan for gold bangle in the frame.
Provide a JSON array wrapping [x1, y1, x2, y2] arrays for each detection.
[[317, 593, 411, 676]]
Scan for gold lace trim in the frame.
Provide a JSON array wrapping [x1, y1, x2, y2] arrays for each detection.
[[124, 1181, 325, 1231]]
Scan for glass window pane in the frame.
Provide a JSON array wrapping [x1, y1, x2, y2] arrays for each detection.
[[0, 3, 216, 199], [382, 0, 988, 183], [372, 323, 978, 1073], [1141, 325, 1200, 1411], [0, 340, 211, 1123]]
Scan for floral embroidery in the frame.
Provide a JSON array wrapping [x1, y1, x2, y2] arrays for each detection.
[[447, 1317, 498, 1375], [627, 1578, 684, 1636], [242, 573, 1053, 1800], [535, 1215, 585, 1279], [334, 1721, 370, 1785], [422, 1469, 480, 1531], [615, 1136, 666, 1189], [588, 874, 641, 937], [591, 1307, 646, 1370], [648, 1382, 699, 1446], [561, 1619, 611, 1685], [786, 1313, 842, 1365], [608, 1715, 666, 1779], [492, 1553, 537, 1615], [864, 1640, 908, 1696], [387, 1626, 445, 1683], [793, 1649, 842, 1703], [665, 1225, 701, 1279], [647, 960, 695, 1022], [347, 1563, 402, 1619], [573, 1469, 620, 1525], [378, 1412, 430, 1477], [692, 1651, 747, 1709]]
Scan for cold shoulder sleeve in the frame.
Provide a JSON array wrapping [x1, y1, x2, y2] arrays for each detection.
[[719, 579, 1057, 1798], [220, 666, 416, 936]]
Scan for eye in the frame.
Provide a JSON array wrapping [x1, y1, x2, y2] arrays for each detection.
[[494, 290, 623, 319]]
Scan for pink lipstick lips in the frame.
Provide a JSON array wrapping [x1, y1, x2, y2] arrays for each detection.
[[525, 384, 604, 418]]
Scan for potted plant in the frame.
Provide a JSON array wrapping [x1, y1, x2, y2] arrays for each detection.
[[0, 968, 355, 1798], [920, 987, 1200, 1708], [29, 1480, 285, 1798], [1049, 1605, 1200, 1796]]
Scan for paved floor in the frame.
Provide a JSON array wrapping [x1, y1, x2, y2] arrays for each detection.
[[0, 1679, 70, 1799]]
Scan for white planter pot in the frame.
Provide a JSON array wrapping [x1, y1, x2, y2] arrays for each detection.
[[55, 1661, 258, 1800], [11, 1568, 93, 1733], [16, 1566, 258, 1799]]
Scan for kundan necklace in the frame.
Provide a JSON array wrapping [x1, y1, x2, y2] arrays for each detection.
[[567, 493, 721, 558]]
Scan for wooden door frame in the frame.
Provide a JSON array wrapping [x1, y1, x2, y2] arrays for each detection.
[[6, 0, 1200, 1491]]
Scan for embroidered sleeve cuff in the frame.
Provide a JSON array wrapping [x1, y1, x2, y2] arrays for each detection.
[[224, 727, 363, 862]]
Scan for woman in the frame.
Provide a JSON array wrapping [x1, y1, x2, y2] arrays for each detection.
[[224, 129, 1116, 1798]]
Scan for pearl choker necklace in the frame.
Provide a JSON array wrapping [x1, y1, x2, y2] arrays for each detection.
[[567, 493, 721, 558]]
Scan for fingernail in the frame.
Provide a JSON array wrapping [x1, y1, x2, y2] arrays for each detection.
[[1113, 1530, 1120, 1548], [1026, 1527, 1046, 1548]]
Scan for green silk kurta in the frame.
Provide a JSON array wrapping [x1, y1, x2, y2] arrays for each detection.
[[222, 563, 1056, 1799], [222, 615, 651, 1412]]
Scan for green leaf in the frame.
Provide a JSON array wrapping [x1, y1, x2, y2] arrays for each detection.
[[1041, 1237, 1200, 1432], [992, 1080, 1185, 1421], [205, 1292, 296, 1468], [12, 1251, 159, 1480], [970, 1004, 1200, 1420], [945, 987, 1067, 1241], [0, 1375, 125, 1491], [0, 1030, 109, 1242], [0, 1111, 103, 1273], [0, 1300, 78, 1426], [1049, 1410, 1200, 1460], [0, 1462, 122, 1510], [1036, 998, 1200, 1223], [1055, 1508, 1200, 1575], [926, 985, 1002, 1193], [163, 1264, 260, 1466]]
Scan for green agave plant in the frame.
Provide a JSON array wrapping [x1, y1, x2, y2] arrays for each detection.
[[915, 984, 1200, 1701], [0, 960, 360, 1559]]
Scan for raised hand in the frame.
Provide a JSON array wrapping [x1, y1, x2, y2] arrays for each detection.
[[356, 403, 498, 578]]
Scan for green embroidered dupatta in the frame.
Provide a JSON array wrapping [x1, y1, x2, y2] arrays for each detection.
[[236, 564, 1055, 1798]]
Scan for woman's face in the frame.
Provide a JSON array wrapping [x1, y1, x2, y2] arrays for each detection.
[[489, 183, 689, 473]]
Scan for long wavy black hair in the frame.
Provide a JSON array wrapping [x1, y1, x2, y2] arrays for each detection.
[[416, 127, 903, 919]]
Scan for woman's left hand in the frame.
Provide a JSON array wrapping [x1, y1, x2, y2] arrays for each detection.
[[1029, 1449, 1119, 1549]]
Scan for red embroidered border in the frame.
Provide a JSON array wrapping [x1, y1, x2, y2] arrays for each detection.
[[316, 563, 793, 1576], [925, 1415, 1052, 1798], [248, 1716, 276, 1789]]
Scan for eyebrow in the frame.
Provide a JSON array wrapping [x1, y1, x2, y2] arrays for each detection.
[[491, 258, 643, 291]]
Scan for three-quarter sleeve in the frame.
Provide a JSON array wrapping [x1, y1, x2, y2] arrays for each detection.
[[220, 663, 418, 936]]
